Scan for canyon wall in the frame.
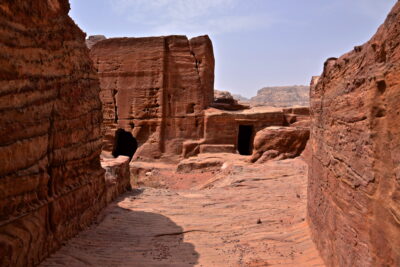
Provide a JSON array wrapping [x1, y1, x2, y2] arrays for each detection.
[[308, 2, 400, 266], [0, 1, 106, 266], [89, 35, 214, 160]]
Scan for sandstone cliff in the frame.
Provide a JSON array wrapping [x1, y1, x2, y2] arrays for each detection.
[[89, 35, 215, 160], [250, 85, 309, 107], [0, 1, 106, 266], [308, 2, 400, 266]]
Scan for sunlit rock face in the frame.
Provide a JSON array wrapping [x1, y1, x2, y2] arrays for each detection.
[[0, 1, 106, 266], [89, 35, 215, 160], [308, 2, 400, 266]]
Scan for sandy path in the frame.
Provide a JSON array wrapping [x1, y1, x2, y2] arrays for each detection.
[[41, 158, 324, 267]]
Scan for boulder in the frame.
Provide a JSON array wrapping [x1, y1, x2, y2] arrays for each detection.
[[250, 126, 309, 163]]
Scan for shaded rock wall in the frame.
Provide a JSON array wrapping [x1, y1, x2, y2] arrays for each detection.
[[308, 3, 400, 266], [89, 35, 214, 160], [0, 1, 107, 266]]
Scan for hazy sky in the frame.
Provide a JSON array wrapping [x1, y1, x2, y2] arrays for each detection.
[[69, 0, 397, 98]]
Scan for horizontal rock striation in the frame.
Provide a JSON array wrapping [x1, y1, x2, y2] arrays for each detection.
[[89, 35, 215, 160], [308, 2, 400, 266], [0, 1, 116, 266]]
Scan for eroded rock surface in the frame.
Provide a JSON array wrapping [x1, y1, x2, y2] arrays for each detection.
[[89, 35, 214, 160], [101, 156, 131, 203], [251, 126, 310, 163], [308, 3, 400, 266], [0, 1, 106, 266]]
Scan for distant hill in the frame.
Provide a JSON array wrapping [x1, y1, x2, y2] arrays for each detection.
[[250, 86, 309, 107], [232, 94, 250, 102]]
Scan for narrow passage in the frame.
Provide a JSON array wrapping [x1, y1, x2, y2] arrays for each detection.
[[41, 157, 324, 267]]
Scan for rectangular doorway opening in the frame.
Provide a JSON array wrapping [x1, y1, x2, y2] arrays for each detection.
[[238, 125, 253, 155]]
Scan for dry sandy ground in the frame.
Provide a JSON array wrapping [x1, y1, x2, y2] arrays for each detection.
[[41, 156, 324, 267]]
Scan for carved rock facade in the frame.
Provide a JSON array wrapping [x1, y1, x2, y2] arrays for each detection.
[[89, 35, 214, 160]]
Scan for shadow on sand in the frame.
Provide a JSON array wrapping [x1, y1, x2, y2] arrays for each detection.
[[41, 192, 199, 267]]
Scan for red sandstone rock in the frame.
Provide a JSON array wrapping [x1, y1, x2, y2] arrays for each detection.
[[211, 90, 250, 110], [0, 1, 106, 266], [250, 126, 310, 163], [89, 35, 215, 160], [101, 156, 131, 203], [308, 3, 400, 266]]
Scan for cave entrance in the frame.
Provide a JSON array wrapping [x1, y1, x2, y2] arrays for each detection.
[[112, 129, 138, 160], [237, 125, 253, 155]]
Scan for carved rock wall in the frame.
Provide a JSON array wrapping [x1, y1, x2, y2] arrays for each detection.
[[0, 1, 106, 266], [89, 35, 214, 160], [308, 3, 400, 266], [181, 107, 288, 158]]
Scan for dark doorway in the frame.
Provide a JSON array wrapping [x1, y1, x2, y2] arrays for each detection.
[[237, 125, 253, 155], [112, 129, 138, 160]]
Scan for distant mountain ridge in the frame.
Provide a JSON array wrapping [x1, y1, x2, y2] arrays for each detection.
[[250, 85, 309, 107]]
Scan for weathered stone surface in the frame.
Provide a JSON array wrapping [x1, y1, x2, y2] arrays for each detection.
[[283, 106, 310, 126], [101, 156, 131, 203], [177, 154, 225, 173], [308, 3, 400, 266], [250, 85, 309, 107], [250, 126, 310, 163], [0, 1, 107, 266], [211, 90, 249, 110], [199, 144, 236, 154], [89, 35, 214, 160]]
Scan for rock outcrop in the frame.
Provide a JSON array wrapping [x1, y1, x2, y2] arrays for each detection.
[[86, 35, 106, 49], [250, 126, 310, 163], [0, 1, 108, 266], [101, 156, 131, 203], [211, 90, 249, 110], [308, 2, 400, 266], [250, 85, 309, 107], [89, 35, 214, 160]]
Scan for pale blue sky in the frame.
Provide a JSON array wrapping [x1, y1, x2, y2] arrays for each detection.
[[69, 0, 397, 97]]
